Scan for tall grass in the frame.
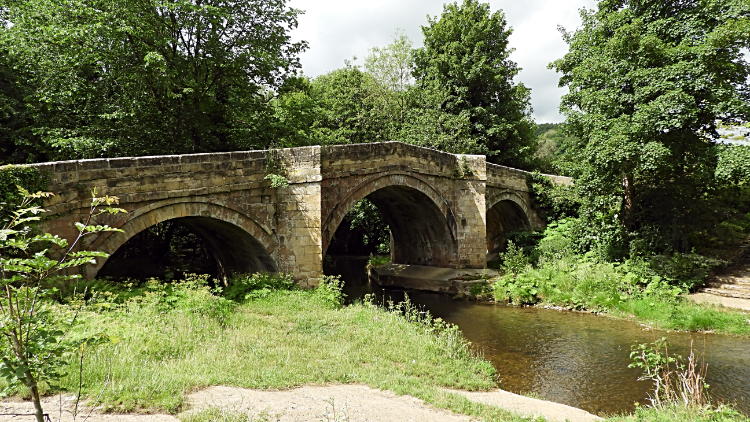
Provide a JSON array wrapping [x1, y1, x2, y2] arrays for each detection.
[[16, 275, 498, 416], [492, 256, 750, 336]]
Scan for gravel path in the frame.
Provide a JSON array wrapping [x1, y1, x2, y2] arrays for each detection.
[[0, 385, 603, 422]]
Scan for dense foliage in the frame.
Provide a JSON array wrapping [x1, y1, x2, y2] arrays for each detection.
[[0, 166, 47, 222], [550, 0, 750, 256], [413, 0, 536, 167], [0, 0, 307, 160]]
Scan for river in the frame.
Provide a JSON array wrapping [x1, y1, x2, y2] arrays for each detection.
[[326, 255, 750, 416]]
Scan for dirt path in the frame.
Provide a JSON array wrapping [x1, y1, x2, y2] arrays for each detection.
[[688, 292, 750, 311], [690, 242, 750, 310], [0, 385, 602, 422]]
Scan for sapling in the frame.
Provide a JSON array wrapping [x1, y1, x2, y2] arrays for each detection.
[[0, 186, 125, 422]]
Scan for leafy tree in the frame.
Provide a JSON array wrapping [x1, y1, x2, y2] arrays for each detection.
[[412, 0, 537, 168], [0, 188, 124, 422], [364, 29, 414, 129], [0, 43, 44, 165], [550, 0, 750, 254], [265, 76, 321, 148], [396, 83, 479, 154], [0, 0, 307, 159], [308, 64, 390, 145]]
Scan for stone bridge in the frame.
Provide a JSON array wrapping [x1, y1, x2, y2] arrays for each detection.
[[29, 142, 571, 285]]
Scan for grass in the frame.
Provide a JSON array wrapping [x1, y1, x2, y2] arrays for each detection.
[[366, 254, 391, 269], [4, 274, 748, 422], [605, 404, 746, 422], [8, 276, 543, 422], [492, 257, 750, 336]]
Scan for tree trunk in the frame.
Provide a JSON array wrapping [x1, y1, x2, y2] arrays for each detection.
[[25, 372, 45, 422], [622, 172, 634, 231]]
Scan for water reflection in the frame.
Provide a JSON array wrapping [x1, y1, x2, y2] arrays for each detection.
[[326, 255, 750, 416]]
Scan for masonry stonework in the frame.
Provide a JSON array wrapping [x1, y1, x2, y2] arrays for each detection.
[[26, 142, 571, 284]]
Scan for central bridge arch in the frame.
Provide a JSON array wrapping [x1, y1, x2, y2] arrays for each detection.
[[87, 201, 277, 280], [323, 173, 459, 267]]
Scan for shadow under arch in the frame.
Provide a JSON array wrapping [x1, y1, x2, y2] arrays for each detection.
[[486, 192, 532, 259], [324, 173, 458, 267], [88, 202, 277, 280]]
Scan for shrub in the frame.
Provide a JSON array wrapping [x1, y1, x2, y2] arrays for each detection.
[[492, 273, 539, 305], [648, 254, 727, 291], [498, 240, 528, 276], [315, 275, 346, 308], [536, 218, 579, 261], [223, 272, 296, 302]]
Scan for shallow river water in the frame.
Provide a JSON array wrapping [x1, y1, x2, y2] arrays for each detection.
[[327, 256, 750, 416]]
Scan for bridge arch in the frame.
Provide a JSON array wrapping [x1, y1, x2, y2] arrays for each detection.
[[323, 173, 459, 267], [86, 201, 277, 280], [486, 191, 532, 259]]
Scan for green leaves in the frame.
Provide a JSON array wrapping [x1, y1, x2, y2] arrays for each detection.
[[1, 0, 307, 159], [551, 0, 750, 254], [412, 0, 536, 168], [0, 187, 121, 418]]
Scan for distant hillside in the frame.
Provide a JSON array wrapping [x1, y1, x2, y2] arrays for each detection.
[[535, 123, 561, 137]]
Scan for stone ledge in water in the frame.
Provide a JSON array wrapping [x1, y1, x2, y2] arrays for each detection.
[[368, 262, 499, 295]]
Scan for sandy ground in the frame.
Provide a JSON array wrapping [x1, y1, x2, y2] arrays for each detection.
[[446, 389, 601, 422], [0, 385, 603, 422]]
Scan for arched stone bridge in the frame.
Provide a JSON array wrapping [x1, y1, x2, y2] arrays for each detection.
[[29, 142, 571, 285]]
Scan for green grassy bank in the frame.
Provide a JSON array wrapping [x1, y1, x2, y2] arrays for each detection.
[[16, 275, 544, 422], [489, 254, 750, 337], [4, 274, 748, 422]]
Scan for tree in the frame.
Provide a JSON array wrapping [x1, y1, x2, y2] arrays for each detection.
[[550, 0, 750, 253], [0, 187, 124, 422], [412, 0, 537, 168], [364, 29, 414, 129], [365, 29, 414, 94], [309, 64, 391, 145], [0, 42, 44, 165], [0, 0, 307, 159]]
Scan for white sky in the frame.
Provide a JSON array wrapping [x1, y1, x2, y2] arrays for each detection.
[[286, 0, 598, 124]]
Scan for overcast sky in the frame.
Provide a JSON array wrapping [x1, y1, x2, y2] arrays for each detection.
[[286, 0, 598, 123]]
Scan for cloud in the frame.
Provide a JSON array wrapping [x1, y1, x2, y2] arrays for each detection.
[[287, 0, 597, 123]]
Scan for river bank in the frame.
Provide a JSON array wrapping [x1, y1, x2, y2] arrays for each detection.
[[2, 271, 747, 422], [337, 256, 750, 415], [2, 385, 602, 422]]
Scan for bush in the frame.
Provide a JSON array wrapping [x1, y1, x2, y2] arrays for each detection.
[[498, 240, 528, 276], [223, 272, 297, 302], [648, 254, 727, 291], [366, 254, 391, 269], [492, 273, 539, 305], [536, 218, 579, 261], [116, 275, 235, 321], [525, 171, 580, 223], [315, 275, 346, 308]]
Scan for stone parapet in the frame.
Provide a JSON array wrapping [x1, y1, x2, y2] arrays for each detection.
[[20, 142, 569, 284]]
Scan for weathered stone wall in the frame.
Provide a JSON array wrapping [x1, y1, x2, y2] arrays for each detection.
[[320, 142, 487, 269], [274, 147, 323, 285], [25, 142, 570, 283]]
